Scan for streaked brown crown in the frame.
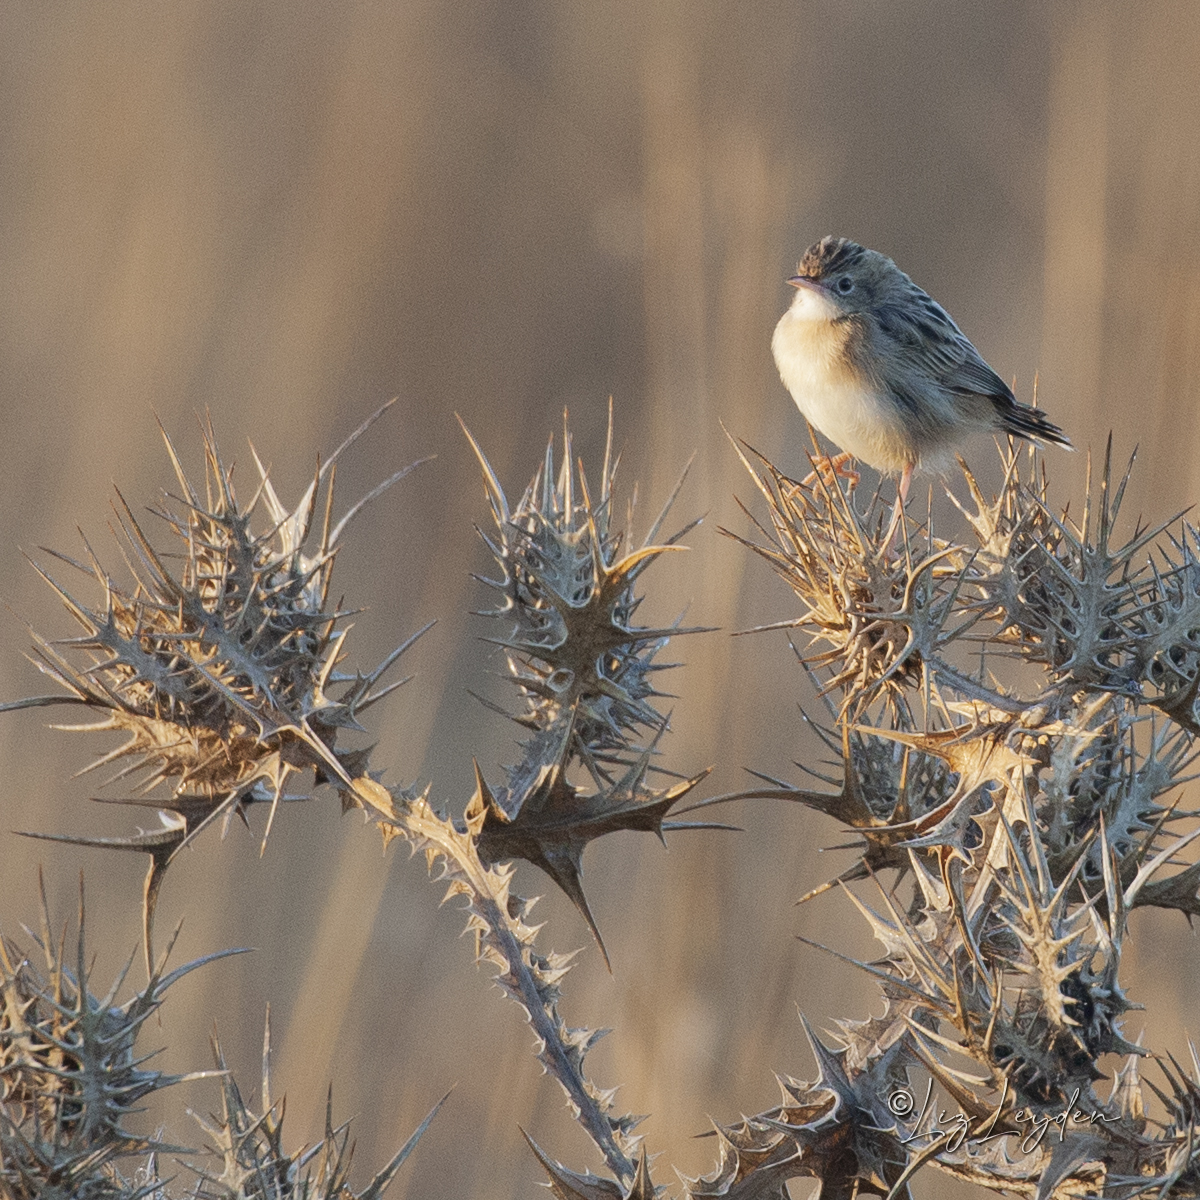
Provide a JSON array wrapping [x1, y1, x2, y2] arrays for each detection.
[[796, 236, 869, 281]]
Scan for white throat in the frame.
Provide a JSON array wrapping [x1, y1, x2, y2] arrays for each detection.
[[772, 288, 912, 474], [785, 283, 842, 324]]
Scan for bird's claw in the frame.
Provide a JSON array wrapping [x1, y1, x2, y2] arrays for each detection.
[[801, 451, 860, 492]]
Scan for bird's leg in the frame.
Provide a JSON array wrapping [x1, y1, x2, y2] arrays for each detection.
[[882, 463, 913, 554], [801, 450, 860, 491]]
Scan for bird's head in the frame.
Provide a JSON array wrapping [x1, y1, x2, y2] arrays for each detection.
[[787, 236, 903, 318]]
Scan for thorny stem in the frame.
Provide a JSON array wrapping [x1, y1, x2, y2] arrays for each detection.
[[19, 407, 1200, 1197], [354, 780, 638, 1185], [5, 406, 690, 1196], [457, 849, 637, 1184], [925, 656, 1028, 714]]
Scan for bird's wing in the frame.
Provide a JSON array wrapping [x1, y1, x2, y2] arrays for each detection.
[[875, 293, 1015, 405], [941, 346, 1015, 404], [871, 285, 1068, 447]]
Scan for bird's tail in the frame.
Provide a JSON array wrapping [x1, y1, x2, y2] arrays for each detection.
[[1001, 403, 1073, 449]]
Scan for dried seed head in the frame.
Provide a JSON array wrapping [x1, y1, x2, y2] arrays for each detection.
[[0, 879, 436, 1200], [459, 408, 716, 958], [9, 403, 431, 969], [723, 436, 983, 721], [714, 431, 1200, 1199], [464, 407, 705, 790], [183, 1011, 441, 1200], [685, 1023, 912, 1200], [0, 876, 241, 1200]]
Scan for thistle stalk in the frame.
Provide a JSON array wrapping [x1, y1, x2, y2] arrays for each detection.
[[10, 401, 1200, 1198], [4, 404, 713, 1196], [682, 431, 1200, 1200]]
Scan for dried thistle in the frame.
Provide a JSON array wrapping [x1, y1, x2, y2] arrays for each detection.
[[459, 406, 717, 959], [337, 410, 717, 1192], [22, 400, 1200, 1200], [464, 408, 700, 781], [687, 431, 1200, 1200], [3, 405, 716, 1196], [0, 874, 240, 1199], [182, 1011, 442, 1200], [0, 874, 436, 1200], [721, 433, 985, 723], [6, 402, 432, 971]]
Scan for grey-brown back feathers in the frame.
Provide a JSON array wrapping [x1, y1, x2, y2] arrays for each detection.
[[797, 236, 1072, 453]]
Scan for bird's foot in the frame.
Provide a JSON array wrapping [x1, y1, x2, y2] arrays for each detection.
[[882, 497, 904, 556], [881, 464, 915, 557], [801, 451, 860, 491]]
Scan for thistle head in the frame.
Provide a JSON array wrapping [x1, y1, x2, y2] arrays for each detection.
[[11, 402, 430, 969], [465, 406, 702, 791]]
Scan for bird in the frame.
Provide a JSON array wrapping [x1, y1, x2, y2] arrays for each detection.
[[772, 236, 1071, 540]]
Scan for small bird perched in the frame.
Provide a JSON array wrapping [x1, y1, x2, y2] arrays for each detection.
[[772, 236, 1070, 532]]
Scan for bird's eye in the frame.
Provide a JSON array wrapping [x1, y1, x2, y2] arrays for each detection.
[[836, 276, 854, 294]]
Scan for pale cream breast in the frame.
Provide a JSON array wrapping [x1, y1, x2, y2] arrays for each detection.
[[772, 298, 914, 474]]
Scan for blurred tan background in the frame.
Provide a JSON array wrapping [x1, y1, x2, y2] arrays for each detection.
[[3, 2, 1200, 1197]]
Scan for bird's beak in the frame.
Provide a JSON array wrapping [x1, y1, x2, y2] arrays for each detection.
[[787, 274, 823, 292]]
